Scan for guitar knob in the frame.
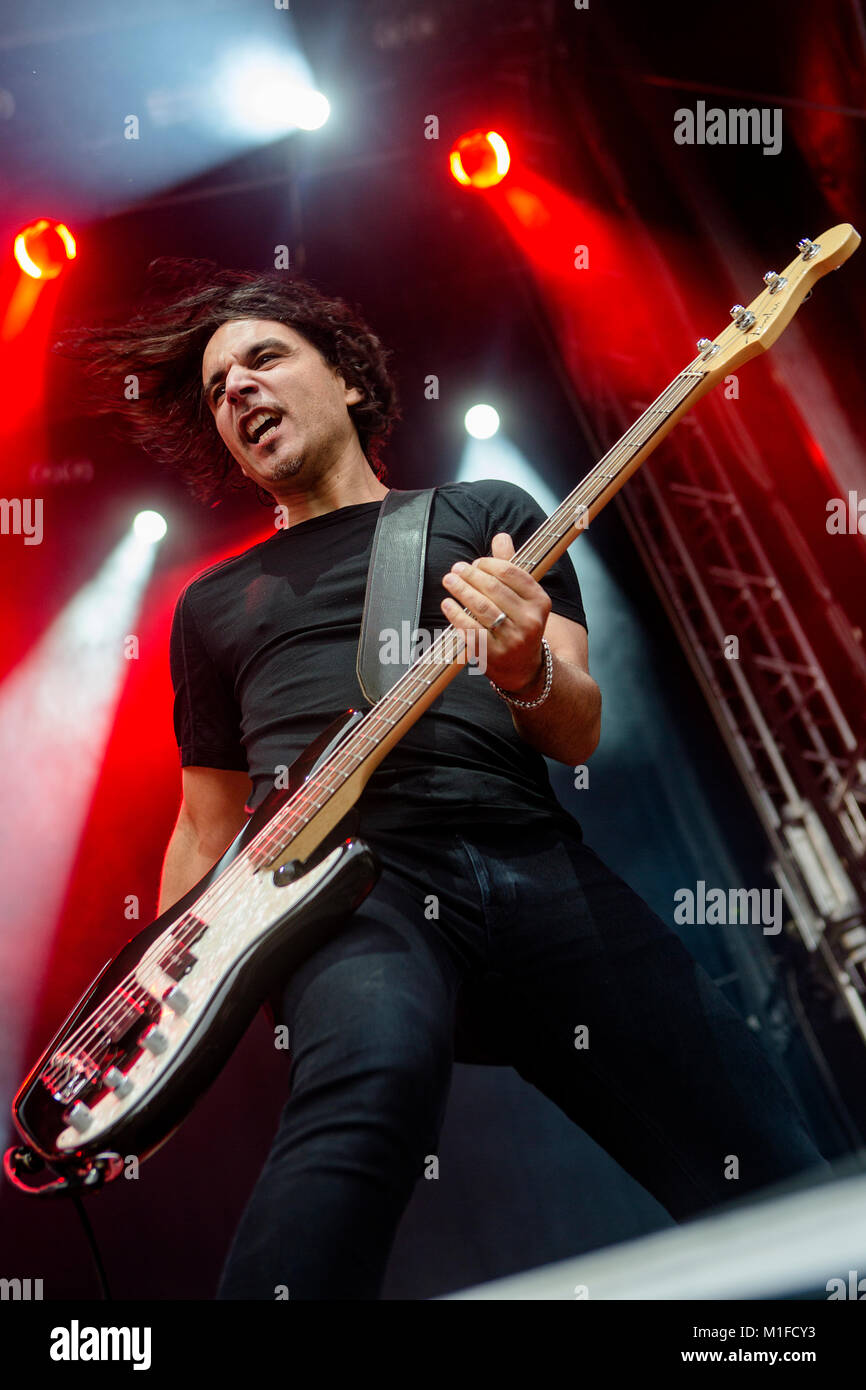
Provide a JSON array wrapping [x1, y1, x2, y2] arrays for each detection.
[[142, 1026, 169, 1055], [104, 1066, 133, 1098], [64, 1101, 93, 1134], [164, 986, 190, 1015]]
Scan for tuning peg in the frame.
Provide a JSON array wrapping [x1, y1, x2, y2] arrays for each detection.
[[797, 237, 820, 260], [763, 271, 787, 293], [730, 304, 756, 328], [696, 338, 719, 357]]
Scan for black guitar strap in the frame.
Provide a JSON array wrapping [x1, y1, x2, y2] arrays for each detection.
[[357, 485, 508, 1067], [356, 486, 437, 705]]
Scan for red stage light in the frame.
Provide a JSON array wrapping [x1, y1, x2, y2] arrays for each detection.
[[13, 219, 77, 280], [449, 130, 511, 189]]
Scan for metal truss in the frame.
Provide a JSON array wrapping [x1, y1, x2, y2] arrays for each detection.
[[594, 378, 866, 1043], [524, 6, 866, 1054]]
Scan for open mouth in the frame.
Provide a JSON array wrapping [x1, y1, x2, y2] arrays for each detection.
[[241, 409, 282, 447]]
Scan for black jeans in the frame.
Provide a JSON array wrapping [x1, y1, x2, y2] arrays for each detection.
[[216, 815, 828, 1299]]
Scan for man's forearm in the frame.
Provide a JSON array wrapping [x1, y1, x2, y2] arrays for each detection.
[[158, 815, 230, 915], [499, 650, 601, 766]]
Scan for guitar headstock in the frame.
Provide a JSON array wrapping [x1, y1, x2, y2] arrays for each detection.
[[693, 223, 860, 382]]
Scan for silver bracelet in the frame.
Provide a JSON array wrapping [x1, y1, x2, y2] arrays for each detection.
[[490, 638, 553, 709]]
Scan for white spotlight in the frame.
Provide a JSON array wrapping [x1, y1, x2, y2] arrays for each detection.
[[0, 529, 160, 1139], [293, 90, 330, 131], [216, 49, 329, 138], [133, 510, 167, 543], [464, 404, 500, 440]]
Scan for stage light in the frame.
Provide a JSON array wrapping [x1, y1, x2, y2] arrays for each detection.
[[215, 49, 329, 138], [0, 530, 160, 1138], [292, 90, 330, 131], [13, 220, 77, 280], [449, 130, 511, 189], [464, 404, 500, 439], [133, 510, 168, 543]]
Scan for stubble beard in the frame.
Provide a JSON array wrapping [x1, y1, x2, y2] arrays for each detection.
[[268, 453, 306, 481]]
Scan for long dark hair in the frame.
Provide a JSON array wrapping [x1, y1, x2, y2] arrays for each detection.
[[55, 259, 400, 502]]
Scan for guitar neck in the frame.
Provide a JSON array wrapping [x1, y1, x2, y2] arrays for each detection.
[[511, 359, 710, 575], [242, 354, 714, 869]]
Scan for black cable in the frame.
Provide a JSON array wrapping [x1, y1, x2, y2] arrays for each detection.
[[70, 1192, 113, 1300]]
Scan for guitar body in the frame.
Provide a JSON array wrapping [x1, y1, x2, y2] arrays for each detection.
[[9, 710, 380, 1187]]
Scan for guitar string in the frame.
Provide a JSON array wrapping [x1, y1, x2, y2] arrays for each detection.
[[47, 314, 767, 1085], [42, 358, 712, 1085]]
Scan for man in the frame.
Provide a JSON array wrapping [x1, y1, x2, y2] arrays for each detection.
[[67, 265, 827, 1299]]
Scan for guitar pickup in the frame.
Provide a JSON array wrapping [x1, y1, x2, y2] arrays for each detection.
[[156, 916, 206, 982], [161, 949, 197, 983]]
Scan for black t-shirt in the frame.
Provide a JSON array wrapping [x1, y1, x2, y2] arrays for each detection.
[[169, 479, 588, 834]]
